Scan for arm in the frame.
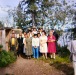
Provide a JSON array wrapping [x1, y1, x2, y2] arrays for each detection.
[[32, 38, 35, 47]]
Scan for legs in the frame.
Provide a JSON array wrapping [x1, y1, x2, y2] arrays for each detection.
[[42, 53, 47, 59], [32, 47, 35, 58], [50, 53, 55, 59], [32, 47, 39, 59], [35, 47, 39, 59]]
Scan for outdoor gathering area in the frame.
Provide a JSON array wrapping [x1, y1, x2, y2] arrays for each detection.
[[0, 0, 76, 75]]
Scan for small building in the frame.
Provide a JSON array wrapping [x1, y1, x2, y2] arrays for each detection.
[[0, 27, 22, 51]]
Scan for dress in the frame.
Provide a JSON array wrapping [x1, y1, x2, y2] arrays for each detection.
[[25, 38, 33, 56], [48, 36, 56, 53], [40, 36, 47, 53]]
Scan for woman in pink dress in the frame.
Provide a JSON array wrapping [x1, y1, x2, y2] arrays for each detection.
[[47, 30, 56, 59]]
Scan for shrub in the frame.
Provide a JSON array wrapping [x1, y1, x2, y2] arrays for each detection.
[[0, 44, 3, 51], [0, 44, 3, 48], [57, 46, 70, 57], [0, 50, 16, 67]]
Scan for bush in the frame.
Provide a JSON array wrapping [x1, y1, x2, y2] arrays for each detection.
[[57, 46, 70, 57], [0, 44, 3, 48], [0, 44, 3, 51], [0, 50, 16, 67]]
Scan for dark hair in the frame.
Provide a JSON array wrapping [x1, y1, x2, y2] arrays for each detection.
[[51, 28, 54, 30], [29, 30, 32, 32], [37, 33, 40, 35], [42, 30, 46, 35], [34, 34, 38, 37]]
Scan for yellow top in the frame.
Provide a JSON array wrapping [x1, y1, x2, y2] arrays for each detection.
[[12, 38, 15, 45]]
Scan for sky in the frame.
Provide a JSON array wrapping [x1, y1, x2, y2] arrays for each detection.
[[0, 0, 21, 26], [0, 0, 76, 27]]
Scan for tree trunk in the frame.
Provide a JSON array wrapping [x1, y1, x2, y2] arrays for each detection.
[[32, 12, 36, 26]]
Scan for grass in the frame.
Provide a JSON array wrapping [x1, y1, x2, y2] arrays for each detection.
[[36, 55, 73, 75], [34, 45, 73, 75]]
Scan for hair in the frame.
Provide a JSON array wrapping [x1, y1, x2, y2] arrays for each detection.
[[42, 30, 46, 35], [28, 30, 32, 32], [34, 34, 38, 37]]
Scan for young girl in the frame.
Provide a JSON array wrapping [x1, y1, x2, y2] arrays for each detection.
[[32, 34, 39, 59]]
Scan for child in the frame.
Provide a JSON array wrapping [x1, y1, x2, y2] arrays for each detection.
[[32, 34, 39, 59]]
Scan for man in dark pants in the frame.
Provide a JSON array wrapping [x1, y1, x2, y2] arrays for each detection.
[[17, 32, 24, 57]]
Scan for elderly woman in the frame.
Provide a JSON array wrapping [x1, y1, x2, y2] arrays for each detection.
[[47, 30, 56, 59]]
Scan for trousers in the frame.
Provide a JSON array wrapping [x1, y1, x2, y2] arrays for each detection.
[[32, 46, 39, 58]]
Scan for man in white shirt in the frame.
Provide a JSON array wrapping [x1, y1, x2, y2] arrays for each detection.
[[32, 34, 39, 59]]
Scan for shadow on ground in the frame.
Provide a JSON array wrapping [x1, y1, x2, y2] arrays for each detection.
[[50, 62, 74, 75]]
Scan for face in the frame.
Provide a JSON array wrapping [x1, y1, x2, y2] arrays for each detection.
[[49, 31, 53, 36], [19, 32, 22, 37], [34, 35, 37, 38], [12, 33, 15, 38], [42, 32, 45, 35], [40, 28, 43, 32], [32, 28, 34, 31], [24, 32, 26, 35], [38, 34, 40, 37], [34, 28, 36, 31], [24, 34, 27, 38], [27, 33, 30, 38]]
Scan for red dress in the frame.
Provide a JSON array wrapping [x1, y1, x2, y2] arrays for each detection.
[[47, 35, 56, 53]]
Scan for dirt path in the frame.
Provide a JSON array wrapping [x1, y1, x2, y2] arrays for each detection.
[[0, 57, 66, 75]]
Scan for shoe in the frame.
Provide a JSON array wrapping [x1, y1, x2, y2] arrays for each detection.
[[53, 57, 55, 59]]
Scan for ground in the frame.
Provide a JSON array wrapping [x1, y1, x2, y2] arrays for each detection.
[[0, 56, 72, 75]]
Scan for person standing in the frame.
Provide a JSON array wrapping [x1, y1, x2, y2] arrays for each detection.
[[17, 32, 24, 57], [8, 33, 18, 56], [47, 30, 56, 59], [25, 32, 32, 59], [40, 30, 47, 59], [32, 28, 37, 35], [32, 34, 39, 59], [68, 40, 76, 75], [23, 32, 27, 54]]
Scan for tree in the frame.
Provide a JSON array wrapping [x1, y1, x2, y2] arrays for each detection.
[[0, 21, 4, 28], [16, 0, 75, 30]]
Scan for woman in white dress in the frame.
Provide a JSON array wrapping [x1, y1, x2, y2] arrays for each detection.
[[40, 30, 47, 59]]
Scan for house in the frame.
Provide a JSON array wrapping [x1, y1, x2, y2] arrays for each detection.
[[0, 27, 22, 51]]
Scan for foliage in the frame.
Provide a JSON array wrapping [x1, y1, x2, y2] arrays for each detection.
[[0, 21, 4, 28], [0, 50, 16, 67], [37, 45, 73, 74], [0, 44, 3, 49], [57, 45, 70, 57], [38, 45, 70, 63]]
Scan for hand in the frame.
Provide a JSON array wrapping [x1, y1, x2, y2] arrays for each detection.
[[8, 47, 10, 50], [34, 46, 37, 48], [50, 40, 53, 42], [41, 44, 43, 47]]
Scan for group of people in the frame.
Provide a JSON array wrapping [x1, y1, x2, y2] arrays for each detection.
[[8, 28, 58, 59]]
